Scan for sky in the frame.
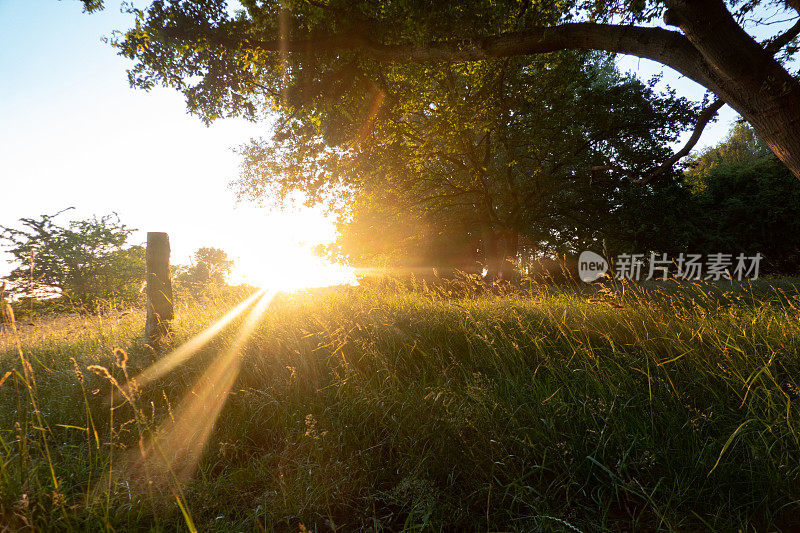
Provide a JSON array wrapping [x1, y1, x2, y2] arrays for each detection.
[[0, 0, 345, 283], [0, 0, 781, 282]]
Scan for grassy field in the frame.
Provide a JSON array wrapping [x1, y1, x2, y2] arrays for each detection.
[[2, 279, 800, 531]]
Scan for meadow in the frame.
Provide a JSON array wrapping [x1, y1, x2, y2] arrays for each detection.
[[1, 278, 800, 531]]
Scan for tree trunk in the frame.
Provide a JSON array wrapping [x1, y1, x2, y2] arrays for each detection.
[[481, 228, 501, 279], [145, 232, 174, 345], [745, 95, 800, 178], [664, 0, 800, 178], [482, 228, 520, 280], [499, 230, 519, 281]]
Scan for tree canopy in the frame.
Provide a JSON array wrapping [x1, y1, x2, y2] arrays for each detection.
[[233, 52, 696, 274], [174, 246, 235, 295], [75, 0, 800, 277], [85, 0, 800, 177], [684, 121, 773, 185], [682, 124, 800, 273]]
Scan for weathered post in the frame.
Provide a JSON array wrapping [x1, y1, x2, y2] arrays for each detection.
[[0, 282, 7, 332], [145, 232, 174, 345]]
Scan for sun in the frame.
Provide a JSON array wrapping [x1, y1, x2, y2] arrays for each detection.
[[128, 203, 358, 481], [232, 243, 357, 291], [215, 201, 357, 291]]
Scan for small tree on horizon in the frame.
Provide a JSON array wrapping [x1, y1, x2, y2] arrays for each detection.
[[174, 247, 234, 295]]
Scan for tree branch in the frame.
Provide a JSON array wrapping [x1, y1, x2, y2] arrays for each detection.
[[637, 98, 725, 184], [591, 98, 724, 184], [164, 23, 714, 90], [593, 10, 800, 184], [785, 0, 800, 16], [764, 16, 800, 53]]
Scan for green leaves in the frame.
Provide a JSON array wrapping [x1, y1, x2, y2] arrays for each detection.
[[174, 246, 235, 295], [227, 49, 701, 271], [78, 0, 104, 13], [0, 210, 144, 309]]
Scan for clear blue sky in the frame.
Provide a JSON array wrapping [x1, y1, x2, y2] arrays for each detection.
[[0, 0, 779, 278]]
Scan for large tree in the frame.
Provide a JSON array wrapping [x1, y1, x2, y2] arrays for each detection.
[[85, 0, 800, 178], [234, 53, 696, 276], [174, 246, 234, 295]]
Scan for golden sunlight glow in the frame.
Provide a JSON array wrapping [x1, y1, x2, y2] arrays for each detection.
[[130, 289, 265, 390], [132, 289, 277, 483], [209, 201, 357, 291], [125, 201, 358, 488], [234, 243, 357, 291]]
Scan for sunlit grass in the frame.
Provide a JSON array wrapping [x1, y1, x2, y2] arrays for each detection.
[[2, 279, 800, 530]]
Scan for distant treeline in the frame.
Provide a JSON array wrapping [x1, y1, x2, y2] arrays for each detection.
[[0, 210, 235, 314]]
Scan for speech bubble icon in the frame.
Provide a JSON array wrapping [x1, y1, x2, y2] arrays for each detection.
[[578, 251, 608, 283]]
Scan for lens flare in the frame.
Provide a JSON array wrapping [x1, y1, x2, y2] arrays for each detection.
[[130, 289, 265, 390], [132, 289, 277, 483]]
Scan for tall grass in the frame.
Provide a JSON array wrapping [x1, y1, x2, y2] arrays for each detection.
[[1, 280, 800, 531]]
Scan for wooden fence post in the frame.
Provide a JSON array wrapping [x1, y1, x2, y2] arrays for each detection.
[[145, 232, 174, 344], [0, 282, 6, 332]]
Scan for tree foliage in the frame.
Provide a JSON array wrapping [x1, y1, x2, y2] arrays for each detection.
[[234, 53, 695, 273], [88, 0, 800, 176], [684, 121, 772, 188], [0, 210, 144, 309], [174, 246, 234, 295], [683, 125, 800, 273], [607, 123, 800, 275], [75, 0, 800, 276]]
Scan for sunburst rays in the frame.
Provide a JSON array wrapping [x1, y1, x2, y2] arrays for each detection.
[[125, 289, 276, 486]]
